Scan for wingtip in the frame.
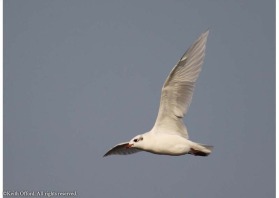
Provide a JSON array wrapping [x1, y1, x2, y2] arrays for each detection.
[[194, 29, 209, 47], [201, 29, 209, 39], [103, 153, 109, 157]]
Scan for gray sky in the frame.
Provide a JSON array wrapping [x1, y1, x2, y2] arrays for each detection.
[[4, 1, 275, 197]]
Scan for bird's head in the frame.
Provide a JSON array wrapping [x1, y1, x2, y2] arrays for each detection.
[[126, 134, 144, 149]]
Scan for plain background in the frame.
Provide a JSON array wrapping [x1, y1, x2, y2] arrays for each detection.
[[4, 1, 275, 198]]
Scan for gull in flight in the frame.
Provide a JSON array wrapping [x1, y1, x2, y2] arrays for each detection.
[[104, 31, 213, 157]]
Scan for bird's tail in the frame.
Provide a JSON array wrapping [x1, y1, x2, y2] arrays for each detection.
[[189, 143, 213, 157]]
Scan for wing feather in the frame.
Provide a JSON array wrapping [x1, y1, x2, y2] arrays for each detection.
[[103, 142, 142, 157], [152, 31, 209, 138]]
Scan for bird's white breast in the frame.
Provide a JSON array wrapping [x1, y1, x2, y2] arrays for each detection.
[[142, 133, 192, 156]]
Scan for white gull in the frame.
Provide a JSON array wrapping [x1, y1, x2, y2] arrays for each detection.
[[104, 31, 213, 157]]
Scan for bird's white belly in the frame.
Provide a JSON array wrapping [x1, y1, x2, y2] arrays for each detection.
[[144, 134, 191, 156]]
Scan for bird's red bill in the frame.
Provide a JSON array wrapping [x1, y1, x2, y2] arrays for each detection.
[[126, 144, 133, 149]]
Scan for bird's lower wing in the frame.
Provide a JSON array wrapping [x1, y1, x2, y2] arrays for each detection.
[[103, 142, 142, 157]]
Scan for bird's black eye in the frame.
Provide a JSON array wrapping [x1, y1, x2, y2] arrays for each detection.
[[133, 139, 138, 142]]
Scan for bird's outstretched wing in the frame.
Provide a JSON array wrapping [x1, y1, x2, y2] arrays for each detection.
[[103, 142, 142, 157], [152, 31, 209, 139]]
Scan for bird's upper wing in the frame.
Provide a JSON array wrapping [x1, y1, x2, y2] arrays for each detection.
[[103, 142, 142, 157], [152, 31, 209, 139]]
